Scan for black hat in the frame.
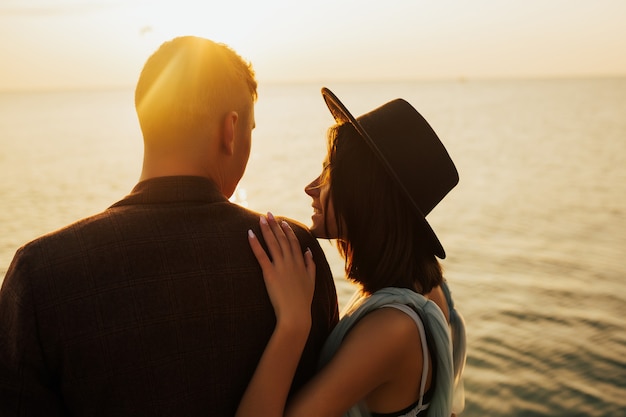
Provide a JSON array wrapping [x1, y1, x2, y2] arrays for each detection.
[[321, 87, 459, 259]]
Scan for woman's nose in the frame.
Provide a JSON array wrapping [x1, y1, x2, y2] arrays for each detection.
[[304, 176, 320, 196]]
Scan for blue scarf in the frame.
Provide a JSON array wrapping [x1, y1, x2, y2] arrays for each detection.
[[318, 287, 454, 417]]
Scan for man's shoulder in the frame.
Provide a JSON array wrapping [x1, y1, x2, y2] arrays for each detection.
[[16, 209, 113, 257], [275, 215, 315, 240]]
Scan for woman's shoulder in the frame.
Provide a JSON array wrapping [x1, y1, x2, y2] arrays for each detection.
[[345, 305, 421, 351]]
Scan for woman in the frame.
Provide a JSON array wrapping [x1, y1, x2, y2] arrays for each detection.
[[238, 88, 465, 417]]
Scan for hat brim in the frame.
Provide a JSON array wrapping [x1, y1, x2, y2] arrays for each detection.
[[321, 87, 447, 259]]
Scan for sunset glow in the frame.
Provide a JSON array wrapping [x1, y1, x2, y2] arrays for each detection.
[[1, 0, 625, 91]]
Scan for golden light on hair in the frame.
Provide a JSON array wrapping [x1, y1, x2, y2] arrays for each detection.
[[134, 36, 257, 143]]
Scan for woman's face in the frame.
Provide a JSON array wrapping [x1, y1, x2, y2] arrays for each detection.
[[304, 162, 339, 239]]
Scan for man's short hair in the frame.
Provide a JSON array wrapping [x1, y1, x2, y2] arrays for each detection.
[[135, 36, 257, 139]]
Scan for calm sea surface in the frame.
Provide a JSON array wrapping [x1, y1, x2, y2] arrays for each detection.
[[1, 79, 625, 416]]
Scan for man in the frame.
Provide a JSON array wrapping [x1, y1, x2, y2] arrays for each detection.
[[0, 36, 338, 416]]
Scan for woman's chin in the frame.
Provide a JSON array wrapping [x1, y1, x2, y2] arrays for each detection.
[[309, 213, 339, 239], [309, 225, 324, 238], [308, 219, 326, 239]]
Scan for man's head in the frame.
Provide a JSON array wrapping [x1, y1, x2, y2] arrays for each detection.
[[135, 36, 257, 196]]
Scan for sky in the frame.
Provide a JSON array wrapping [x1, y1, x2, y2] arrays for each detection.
[[0, 0, 625, 91]]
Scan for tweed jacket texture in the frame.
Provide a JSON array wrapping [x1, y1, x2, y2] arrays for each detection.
[[0, 176, 339, 416]]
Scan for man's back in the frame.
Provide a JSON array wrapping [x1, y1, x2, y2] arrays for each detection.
[[0, 176, 338, 416]]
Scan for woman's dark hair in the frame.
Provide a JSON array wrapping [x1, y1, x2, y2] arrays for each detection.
[[325, 123, 443, 295]]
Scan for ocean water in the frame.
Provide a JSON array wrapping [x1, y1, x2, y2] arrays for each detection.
[[1, 78, 625, 416]]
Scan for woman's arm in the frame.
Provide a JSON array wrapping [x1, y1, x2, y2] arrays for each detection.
[[236, 213, 316, 417]]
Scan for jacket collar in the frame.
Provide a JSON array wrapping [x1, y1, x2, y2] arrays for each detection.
[[110, 176, 228, 208]]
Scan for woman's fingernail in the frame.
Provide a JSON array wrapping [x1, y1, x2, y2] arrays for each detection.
[[248, 229, 256, 238], [267, 211, 275, 221], [306, 247, 313, 258], [260, 215, 268, 225], [281, 220, 291, 229]]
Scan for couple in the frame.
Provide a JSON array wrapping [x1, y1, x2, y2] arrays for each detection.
[[0, 36, 464, 416]]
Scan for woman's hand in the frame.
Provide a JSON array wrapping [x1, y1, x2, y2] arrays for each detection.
[[248, 212, 316, 330]]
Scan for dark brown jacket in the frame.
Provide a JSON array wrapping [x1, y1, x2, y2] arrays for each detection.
[[0, 176, 339, 416]]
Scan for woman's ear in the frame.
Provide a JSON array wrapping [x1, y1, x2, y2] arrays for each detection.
[[221, 111, 239, 155]]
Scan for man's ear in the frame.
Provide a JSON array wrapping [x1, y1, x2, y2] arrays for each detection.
[[221, 111, 239, 155]]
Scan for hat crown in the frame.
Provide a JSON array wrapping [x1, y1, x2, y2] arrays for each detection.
[[356, 99, 458, 217]]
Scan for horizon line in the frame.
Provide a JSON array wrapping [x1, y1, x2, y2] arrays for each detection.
[[1, 73, 625, 94]]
